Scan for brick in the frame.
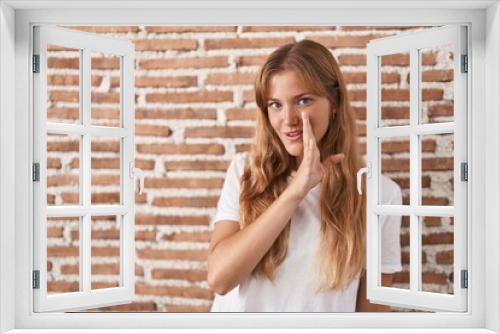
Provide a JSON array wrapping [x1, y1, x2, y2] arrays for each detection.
[[91, 92, 120, 104], [205, 37, 295, 50], [146, 91, 233, 103], [91, 57, 120, 70], [185, 126, 255, 138], [348, 90, 366, 102], [136, 193, 147, 204], [381, 139, 435, 154], [91, 192, 120, 204], [144, 177, 224, 189], [139, 56, 228, 70], [135, 108, 217, 120], [436, 250, 453, 264], [48, 75, 101, 86], [136, 143, 225, 155], [136, 159, 156, 170], [422, 89, 444, 101], [381, 89, 409, 101], [90, 281, 118, 289], [423, 216, 442, 227], [135, 76, 197, 88], [49, 91, 79, 103], [48, 246, 79, 257], [422, 197, 449, 206], [152, 196, 219, 208], [135, 213, 210, 226], [353, 107, 366, 120], [422, 69, 453, 82], [338, 54, 366, 66], [48, 57, 79, 69], [235, 55, 267, 67], [47, 175, 79, 187], [91, 158, 120, 169], [47, 261, 53, 271], [381, 107, 409, 119], [382, 158, 410, 172], [393, 175, 432, 190], [135, 124, 172, 137], [47, 108, 79, 120], [47, 194, 55, 204], [151, 268, 208, 281], [145, 26, 236, 33], [163, 231, 211, 243], [342, 72, 366, 84], [135, 283, 213, 300], [91, 108, 120, 120], [91, 141, 120, 152], [242, 89, 255, 103], [205, 72, 256, 85], [136, 230, 157, 241], [92, 263, 120, 275], [85, 301, 157, 312], [422, 158, 453, 171], [428, 104, 453, 117], [165, 160, 230, 172], [137, 248, 208, 261], [422, 272, 448, 285], [61, 193, 79, 204], [242, 26, 334, 32], [401, 251, 427, 265], [91, 175, 120, 186], [47, 227, 63, 238], [308, 35, 387, 48], [91, 246, 120, 257], [422, 232, 453, 245], [392, 271, 409, 284], [47, 281, 79, 292], [134, 39, 198, 51], [226, 108, 257, 120]]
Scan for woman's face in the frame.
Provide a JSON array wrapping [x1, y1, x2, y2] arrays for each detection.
[[266, 70, 332, 161]]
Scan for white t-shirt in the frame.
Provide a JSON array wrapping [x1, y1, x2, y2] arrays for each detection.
[[210, 152, 402, 312]]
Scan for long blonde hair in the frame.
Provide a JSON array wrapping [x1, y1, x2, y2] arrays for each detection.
[[238, 39, 366, 291]]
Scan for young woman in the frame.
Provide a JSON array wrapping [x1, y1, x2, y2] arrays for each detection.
[[207, 39, 402, 312]]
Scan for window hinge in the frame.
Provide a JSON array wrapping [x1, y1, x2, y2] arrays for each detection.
[[32, 163, 40, 182], [461, 54, 468, 73], [32, 55, 40, 73], [461, 162, 468, 182], [32, 270, 40, 289], [461, 269, 468, 289]]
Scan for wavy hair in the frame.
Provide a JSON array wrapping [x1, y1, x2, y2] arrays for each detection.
[[238, 39, 366, 291]]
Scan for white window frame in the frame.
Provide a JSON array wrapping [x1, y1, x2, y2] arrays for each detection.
[[32, 25, 137, 312], [364, 26, 468, 312], [0, 1, 498, 333]]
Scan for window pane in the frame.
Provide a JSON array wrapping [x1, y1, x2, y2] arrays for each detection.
[[91, 137, 121, 205], [47, 45, 81, 124], [379, 136, 410, 205], [420, 216, 454, 294], [379, 52, 410, 127], [91, 52, 121, 127], [420, 133, 454, 206], [47, 216, 81, 295], [47, 133, 81, 205], [91, 215, 122, 290], [379, 215, 407, 290], [420, 45, 454, 124]]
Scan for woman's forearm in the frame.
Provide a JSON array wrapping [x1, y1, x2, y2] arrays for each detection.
[[207, 186, 304, 295]]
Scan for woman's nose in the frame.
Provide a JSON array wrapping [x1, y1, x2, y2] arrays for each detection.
[[283, 105, 300, 124]]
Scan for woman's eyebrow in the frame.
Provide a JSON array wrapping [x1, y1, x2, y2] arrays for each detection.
[[267, 92, 313, 101]]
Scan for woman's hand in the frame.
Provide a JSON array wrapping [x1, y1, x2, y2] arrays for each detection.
[[288, 112, 344, 199]]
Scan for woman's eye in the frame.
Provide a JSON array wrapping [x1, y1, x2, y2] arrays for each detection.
[[298, 97, 313, 106], [268, 101, 281, 110]]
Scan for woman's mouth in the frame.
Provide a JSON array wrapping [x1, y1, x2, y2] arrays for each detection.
[[285, 130, 303, 142]]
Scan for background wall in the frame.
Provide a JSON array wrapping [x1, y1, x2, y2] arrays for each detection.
[[44, 25, 455, 312]]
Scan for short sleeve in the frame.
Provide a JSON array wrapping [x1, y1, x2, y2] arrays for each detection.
[[212, 153, 248, 225], [380, 176, 403, 274]]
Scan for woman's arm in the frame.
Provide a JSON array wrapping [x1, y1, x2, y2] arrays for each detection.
[[207, 185, 303, 295], [355, 271, 394, 312]]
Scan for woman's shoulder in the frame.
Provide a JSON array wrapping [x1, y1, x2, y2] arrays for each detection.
[[380, 175, 402, 205], [229, 152, 250, 178]]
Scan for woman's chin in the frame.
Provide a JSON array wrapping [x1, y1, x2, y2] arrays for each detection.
[[284, 144, 303, 157]]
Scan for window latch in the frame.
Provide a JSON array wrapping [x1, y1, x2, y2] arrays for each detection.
[[356, 162, 371, 195], [32, 270, 40, 289]]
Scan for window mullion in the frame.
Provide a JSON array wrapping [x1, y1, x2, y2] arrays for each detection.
[[80, 48, 91, 293], [409, 47, 421, 293]]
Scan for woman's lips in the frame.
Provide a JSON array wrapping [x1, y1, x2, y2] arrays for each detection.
[[285, 130, 303, 142]]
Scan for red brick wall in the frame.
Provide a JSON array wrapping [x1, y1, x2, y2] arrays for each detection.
[[44, 26, 454, 312]]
